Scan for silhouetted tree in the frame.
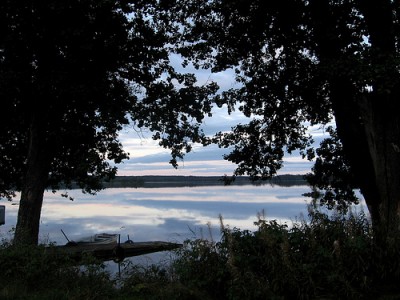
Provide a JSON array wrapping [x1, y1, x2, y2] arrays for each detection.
[[172, 0, 400, 240], [0, 0, 217, 245]]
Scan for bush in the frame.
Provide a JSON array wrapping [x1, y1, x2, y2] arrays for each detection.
[[0, 244, 116, 299], [1, 204, 399, 299], [168, 207, 400, 299]]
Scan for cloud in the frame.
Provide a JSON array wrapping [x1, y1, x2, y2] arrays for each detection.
[[115, 138, 314, 176], [116, 159, 237, 176], [169, 53, 238, 92], [115, 137, 314, 176]]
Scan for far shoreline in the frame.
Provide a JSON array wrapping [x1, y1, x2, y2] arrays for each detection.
[[102, 174, 308, 188]]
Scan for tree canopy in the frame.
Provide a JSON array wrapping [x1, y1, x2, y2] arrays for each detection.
[[170, 0, 400, 237], [0, 0, 216, 244]]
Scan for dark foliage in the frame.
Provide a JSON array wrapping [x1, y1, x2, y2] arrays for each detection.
[[168, 0, 400, 238], [170, 208, 400, 299], [1, 206, 399, 299], [0, 0, 218, 244], [0, 0, 217, 198]]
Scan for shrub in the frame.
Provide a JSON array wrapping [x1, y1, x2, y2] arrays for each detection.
[[168, 206, 400, 299], [0, 244, 116, 299], [1, 204, 399, 299]]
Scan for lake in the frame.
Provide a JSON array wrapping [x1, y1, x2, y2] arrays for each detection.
[[1, 183, 369, 270], [1, 184, 314, 246]]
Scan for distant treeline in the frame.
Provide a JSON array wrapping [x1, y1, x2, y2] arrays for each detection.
[[103, 174, 308, 188]]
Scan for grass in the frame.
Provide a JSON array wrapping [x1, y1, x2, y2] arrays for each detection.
[[1, 203, 399, 299]]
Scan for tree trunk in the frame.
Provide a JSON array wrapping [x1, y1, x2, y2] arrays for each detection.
[[14, 114, 49, 246], [359, 92, 400, 239], [333, 82, 400, 240], [329, 80, 382, 225], [357, 0, 400, 239], [310, 0, 400, 240]]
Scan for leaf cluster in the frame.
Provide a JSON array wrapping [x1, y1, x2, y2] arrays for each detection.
[[0, 1, 219, 198], [305, 126, 360, 212], [168, 0, 400, 208]]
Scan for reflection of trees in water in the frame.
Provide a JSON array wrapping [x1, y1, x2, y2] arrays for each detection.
[[103, 175, 307, 189]]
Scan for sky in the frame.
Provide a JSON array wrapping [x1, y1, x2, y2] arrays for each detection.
[[116, 104, 333, 177], [115, 54, 334, 177]]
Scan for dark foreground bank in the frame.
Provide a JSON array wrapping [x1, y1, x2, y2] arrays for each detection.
[[1, 204, 399, 299]]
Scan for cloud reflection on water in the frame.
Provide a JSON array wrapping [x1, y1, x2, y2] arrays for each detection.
[[1, 185, 312, 245]]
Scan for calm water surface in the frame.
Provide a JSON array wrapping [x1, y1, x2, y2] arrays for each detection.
[[1, 185, 313, 245]]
